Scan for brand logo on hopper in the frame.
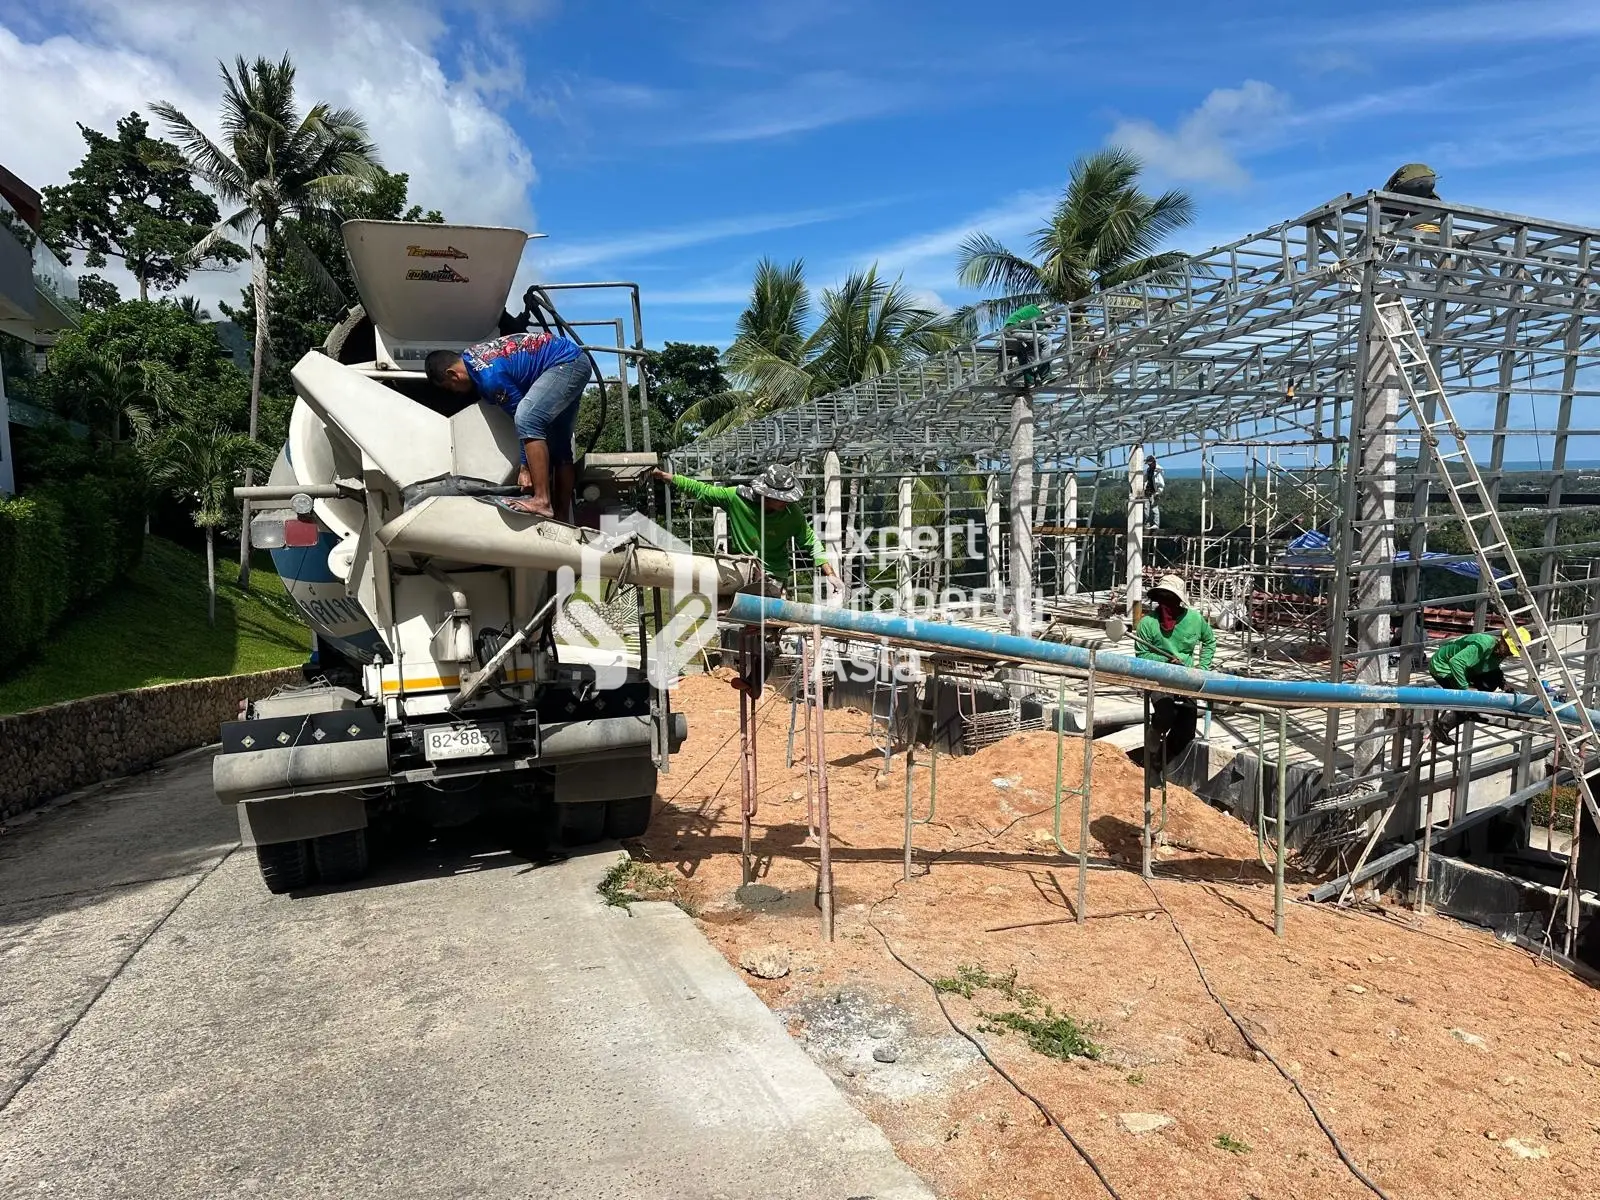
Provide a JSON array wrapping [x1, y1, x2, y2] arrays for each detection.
[[406, 244, 469, 259], [406, 264, 471, 283]]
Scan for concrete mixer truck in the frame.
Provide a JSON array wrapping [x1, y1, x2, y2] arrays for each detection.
[[214, 219, 764, 893]]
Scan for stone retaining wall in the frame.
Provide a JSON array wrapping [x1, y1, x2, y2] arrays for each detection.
[[1, 668, 302, 821]]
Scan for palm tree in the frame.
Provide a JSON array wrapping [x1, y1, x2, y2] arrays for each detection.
[[174, 295, 211, 322], [676, 259, 967, 440], [956, 147, 1195, 325], [54, 350, 175, 444], [153, 54, 380, 587], [147, 424, 271, 626]]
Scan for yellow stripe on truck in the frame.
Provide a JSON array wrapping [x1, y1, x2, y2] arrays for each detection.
[[381, 667, 535, 694]]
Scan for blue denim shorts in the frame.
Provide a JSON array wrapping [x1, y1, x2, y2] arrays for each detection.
[[513, 356, 590, 465]]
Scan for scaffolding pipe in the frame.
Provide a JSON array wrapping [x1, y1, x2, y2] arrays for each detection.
[[725, 595, 1600, 725], [811, 626, 835, 940]]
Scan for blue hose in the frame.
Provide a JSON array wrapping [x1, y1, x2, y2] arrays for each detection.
[[726, 594, 1600, 727]]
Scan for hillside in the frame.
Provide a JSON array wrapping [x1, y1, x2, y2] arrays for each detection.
[[0, 538, 310, 715]]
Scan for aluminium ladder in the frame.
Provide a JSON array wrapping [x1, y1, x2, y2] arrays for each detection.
[[1374, 298, 1600, 842]]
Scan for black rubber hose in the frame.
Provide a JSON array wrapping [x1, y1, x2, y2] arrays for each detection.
[[521, 284, 611, 459]]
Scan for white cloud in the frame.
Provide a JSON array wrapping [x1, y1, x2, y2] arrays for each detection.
[[0, 2, 541, 311], [677, 71, 917, 145], [534, 199, 896, 274], [1108, 80, 1287, 188], [842, 188, 1055, 290]]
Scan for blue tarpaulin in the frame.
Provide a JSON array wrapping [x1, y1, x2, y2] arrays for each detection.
[[1283, 530, 1514, 587]]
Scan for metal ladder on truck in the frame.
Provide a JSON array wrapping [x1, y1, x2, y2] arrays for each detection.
[[1376, 297, 1600, 924]]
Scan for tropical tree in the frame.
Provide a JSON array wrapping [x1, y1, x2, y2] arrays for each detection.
[[52, 349, 175, 444], [677, 259, 967, 439], [147, 424, 271, 626], [153, 54, 381, 587], [40, 113, 245, 302], [956, 147, 1195, 324], [174, 295, 211, 322], [221, 168, 440, 396]]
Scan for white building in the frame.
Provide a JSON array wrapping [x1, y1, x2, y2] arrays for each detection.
[[0, 164, 81, 494]]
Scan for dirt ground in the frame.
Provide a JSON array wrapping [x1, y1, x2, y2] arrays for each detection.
[[634, 672, 1600, 1200]]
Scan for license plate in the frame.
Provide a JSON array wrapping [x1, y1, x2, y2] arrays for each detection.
[[423, 723, 507, 762]]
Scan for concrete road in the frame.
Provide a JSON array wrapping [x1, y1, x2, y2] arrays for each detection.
[[0, 753, 932, 1199]]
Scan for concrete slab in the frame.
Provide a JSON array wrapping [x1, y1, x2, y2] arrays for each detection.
[[0, 754, 932, 1200]]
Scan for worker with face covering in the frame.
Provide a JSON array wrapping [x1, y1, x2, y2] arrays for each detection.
[[1134, 574, 1216, 782]]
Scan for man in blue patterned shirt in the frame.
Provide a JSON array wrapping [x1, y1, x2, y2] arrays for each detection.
[[427, 332, 591, 519]]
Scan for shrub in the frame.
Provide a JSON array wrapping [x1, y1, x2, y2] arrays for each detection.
[[0, 496, 71, 671], [0, 475, 145, 673]]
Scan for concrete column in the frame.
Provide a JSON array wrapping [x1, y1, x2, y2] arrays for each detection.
[[823, 451, 842, 603], [1063, 472, 1080, 595], [897, 475, 914, 614], [1126, 447, 1145, 621], [712, 508, 728, 555], [1009, 392, 1035, 636], [1353, 320, 1400, 783], [1036, 469, 1052, 593], [984, 474, 1003, 616], [823, 451, 843, 565]]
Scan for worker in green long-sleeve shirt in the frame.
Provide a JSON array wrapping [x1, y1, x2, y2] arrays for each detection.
[[652, 463, 838, 590], [1427, 626, 1531, 744], [1134, 574, 1216, 782]]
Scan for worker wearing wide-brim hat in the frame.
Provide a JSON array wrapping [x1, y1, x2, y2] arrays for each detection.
[[1427, 625, 1532, 745], [1134, 575, 1216, 783]]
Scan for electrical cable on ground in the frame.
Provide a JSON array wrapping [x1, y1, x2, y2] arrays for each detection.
[[1141, 876, 1395, 1200], [866, 882, 1125, 1200], [862, 803, 1126, 1200]]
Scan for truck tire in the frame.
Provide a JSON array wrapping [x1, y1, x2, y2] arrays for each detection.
[[558, 802, 606, 847], [604, 796, 653, 840], [310, 829, 370, 885], [257, 840, 312, 894]]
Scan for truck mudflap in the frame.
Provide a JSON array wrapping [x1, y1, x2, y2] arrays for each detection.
[[214, 706, 388, 803]]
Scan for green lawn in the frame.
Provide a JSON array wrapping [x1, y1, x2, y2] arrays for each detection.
[[0, 537, 311, 715]]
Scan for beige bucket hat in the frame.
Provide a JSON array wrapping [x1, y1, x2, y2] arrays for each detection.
[[1149, 574, 1190, 608]]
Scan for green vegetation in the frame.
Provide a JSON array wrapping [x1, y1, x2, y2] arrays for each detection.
[[40, 112, 245, 303], [674, 259, 969, 440], [597, 859, 678, 911], [957, 147, 1195, 324], [934, 962, 1103, 1061], [153, 53, 383, 586], [1214, 1133, 1251, 1155], [0, 472, 144, 673], [0, 538, 307, 715]]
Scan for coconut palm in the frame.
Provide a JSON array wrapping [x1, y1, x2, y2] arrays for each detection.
[[153, 54, 380, 587], [677, 259, 968, 440], [54, 349, 175, 444], [957, 147, 1195, 325], [174, 295, 211, 322], [147, 424, 272, 626]]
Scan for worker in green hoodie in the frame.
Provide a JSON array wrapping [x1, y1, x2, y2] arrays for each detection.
[[652, 463, 838, 592], [654, 463, 839, 695], [1134, 574, 1216, 782], [1427, 626, 1531, 745]]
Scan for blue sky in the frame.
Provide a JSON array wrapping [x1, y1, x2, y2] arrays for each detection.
[[4, 0, 1600, 349]]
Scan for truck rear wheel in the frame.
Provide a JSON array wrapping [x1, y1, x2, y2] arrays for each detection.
[[558, 802, 607, 847], [310, 829, 370, 885], [257, 840, 312, 894], [604, 796, 653, 840]]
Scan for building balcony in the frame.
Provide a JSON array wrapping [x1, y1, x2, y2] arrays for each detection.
[[0, 194, 80, 345]]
